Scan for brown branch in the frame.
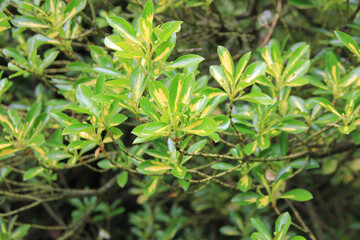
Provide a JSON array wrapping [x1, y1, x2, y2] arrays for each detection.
[[260, 0, 282, 47]]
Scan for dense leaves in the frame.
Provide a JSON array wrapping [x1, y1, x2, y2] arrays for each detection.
[[0, 0, 360, 239]]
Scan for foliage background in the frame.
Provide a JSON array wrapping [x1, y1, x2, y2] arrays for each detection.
[[1, 0, 360, 239]]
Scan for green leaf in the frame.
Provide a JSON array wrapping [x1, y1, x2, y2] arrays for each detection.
[[50, 112, 72, 127], [138, 17, 152, 46], [108, 114, 127, 127], [169, 73, 194, 113], [63, 0, 87, 24], [93, 67, 124, 77], [95, 74, 105, 94], [275, 165, 292, 183], [62, 123, 96, 135], [338, 125, 356, 134], [171, 164, 187, 179], [274, 212, 291, 240], [278, 188, 313, 202], [0, 12, 11, 33], [238, 175, 252, 193], [235, 52, 251, 83], [106, 16, 139, 44], [137, 160, 172, 174], [250, 218, 271, 240], [239, 92, 274, 105], [140, 97, 161, 122], [184, 118, 218, 136], [252, 167, 270, 192], [284, 77, 309, 87], [283, 44, 309, 76], [144, 177, 159, 197], [241, 62, 267, 84], [76, 84, 99, 116], [326, 52, 340, 83], [23, 166, 44, 180], [40, 50, 59, 70], [25, 102, 41, 131], [67, 62, 93, 72], [117, 171, 128, 188], [142, 0, 154, 23], [218, 46, 234, 75], [280, 119, 308, 134], [210, 65, 230, 93], [213, 115, 230, 131], [130, 66, 146, 100], [148, 80, 169, 112], [290, 158, 319, 169], [231, 192, 259, 205], [211, 162, 234, 170], [154, 41, 174, 62], [132, 122, 170, 143], [334, 31, 360, 57], [284, 60, 310, 83], [11, 16, 48, 28], [289, 0, 316, 8], [256, 195, 270, 209], [0, 0, 9, 12], [11, 225, 30, 239], [157, 21, 182, 44], [314, 97, 342, 118], [290, 236, 306, 240], [168, 54, 204, 68], [289, 96, 307, 113]]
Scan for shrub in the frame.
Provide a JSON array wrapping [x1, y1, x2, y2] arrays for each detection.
[[1, 0, 360, 239]]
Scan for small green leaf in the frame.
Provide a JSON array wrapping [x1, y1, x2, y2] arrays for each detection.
[[280, 119, 308, 134], [256, 195, 270, 209], [130, 66, 146, 100], [148, 80, 169, 113], [140, 97, 161, 121], [235, 52, 251, 83], [274, 212, 291, 240], [238, 175, 252, 193], [11, 225, 30, 239], [241, 62, 267, 84], [210, 65, 230, 93], [239, 92, 274, 105], [250, 218, 271, 240], [168, 54, 204, 68], [138, 17, 152, 45], [184, 118, 218, 136], [62, 123, 96, 135], [0, 13, 11, 33], [231, 192, 259, 205], [290, 158, 319, 169], [137, 160, 172, 174], [314, 97, 342, 118], [171, 164, 187, 179], [334, 31, 360, 57], [23, 166, 44, 180], [218, 46, 234, 75], [211, 162, 234, 170], [278, 188, 313, 202], [63, 0, 86, 23], [132, 122, 170, 143], [219, 226, 241, 236], [157, 21, 182, 44], [142, 0, 154, 23], [106, 16, 138, 44], [117, 171, 128, 188], [11, 16, 48, 28], [290, 236, 306, 240], [144, 177, 159, 196]]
